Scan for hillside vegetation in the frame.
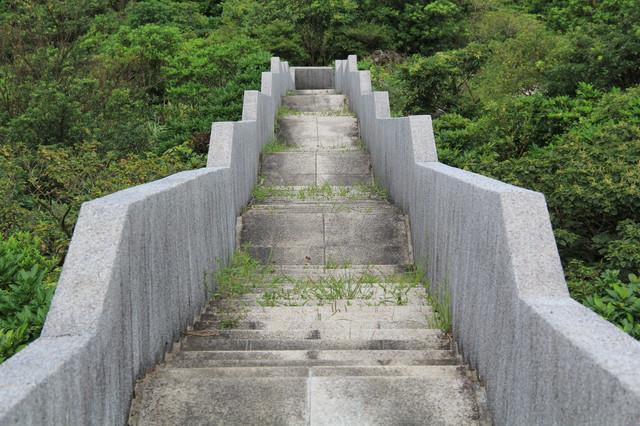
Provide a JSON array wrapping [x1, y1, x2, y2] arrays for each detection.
[[1, 0, 638, 362]]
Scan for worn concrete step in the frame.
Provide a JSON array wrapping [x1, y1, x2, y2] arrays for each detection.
[[210, 299, 428, 309], [260, 150, 373, 186], [131, 370, 480, 425], [246, 202, 401, 215], [277, 115, 359, 151], [270, 264, 407, 276], [241, 209, 409, 244], [182, 328, 442, 342], [239, 283, 424, 294], [281, 93, 348, 112], [200, 304, 429, 321], [153, 365, 468, 379], [204, 302, 429, 314], [192, 318, 432, 331], [265, 146, 366, 154], [164, 349, 461, 368], [255, 187, 388, 202], [215, 283, 425, 296], [242, 207, 407, 219], [211, 292, 429, 308], [237, 291, 427, 305], [288, 90, 339, 95], [245, 246, 411, 266], [180, 337, 450, 352], [199, 311, 430, 325], [247, 201, 392, 210]]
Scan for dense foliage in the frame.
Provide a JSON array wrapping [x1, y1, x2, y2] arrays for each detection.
[[363, 0, 639, 339], [0, 0, 638, 362], [0, 0, 265, 360]]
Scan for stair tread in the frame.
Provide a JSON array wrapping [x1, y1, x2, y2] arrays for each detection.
[[164, 349, 461, 368], [181, 338, 450, 352], [133, 375, 480, 425], [153, 365, 468, 378], [182, 328, 443, 341], [192, 319, 432, 331]]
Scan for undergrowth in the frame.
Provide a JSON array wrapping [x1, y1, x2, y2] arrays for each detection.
[[0, 236, 57, 364]]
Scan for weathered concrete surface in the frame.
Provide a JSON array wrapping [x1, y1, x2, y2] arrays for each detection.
[[281, 93, 346, 112], [277, 115, 359, 149], [164, 349, 461, 368], [336, 54, 640, 425], [0, 58, 293, 425], [292, 66, 335, 89], [261, 151, 372, 186], [132, 370, 479, 425], [241, 203, 410, 265]]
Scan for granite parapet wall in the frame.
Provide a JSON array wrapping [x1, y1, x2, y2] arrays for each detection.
[[0, 58, 293, 425], [337, 55, 640, 424], [291, 66, 335, 90]]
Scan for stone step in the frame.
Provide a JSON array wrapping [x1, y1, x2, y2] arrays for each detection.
[[255, 187, 387, 202], [246, 202, 401, 214], [211, 292, 430, 308], [182, 328, 442, 342], [241, 209, 409, 242], [242, 207, 406, 219], [192, 318, 432, 331], [241, 205, 411, 265], [240, 293, 426, 306], [238, 283, 425, 294], [260, 150, 373, 187], [200, 304, 430, 321], [288, 89, 339, 95], [281, 93, 348, 112], [153, 365, 467, 379], [270, 264, 408, 276], [266, 146, 366, 154], [180, 337, 450, 352], [276, 114, 359, 151], [245, 246, 411, 266], [164, 349, 461, 368], [130, 370, 480, 425], [199, 313, 430, 326], [214, 283, 425, 297], [210, 299, 428, 309]]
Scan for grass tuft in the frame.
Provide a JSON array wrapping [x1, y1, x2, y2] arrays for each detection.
[[262, 138, 291, 153]]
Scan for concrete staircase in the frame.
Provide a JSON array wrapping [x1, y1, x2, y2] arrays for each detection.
[[129, 90, 488, 425]]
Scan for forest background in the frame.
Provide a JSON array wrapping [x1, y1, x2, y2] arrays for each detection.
[[1, 0, 638, 362]]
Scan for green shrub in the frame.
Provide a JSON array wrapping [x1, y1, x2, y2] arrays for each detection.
[[0, 235, 57, 363], [583, 271, 640, 339]]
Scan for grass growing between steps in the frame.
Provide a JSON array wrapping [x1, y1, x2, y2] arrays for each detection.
[[250, 179, 388, 203], [423, 274, 453, 335], [276, 107, 356, 118], [261, 138, 292, 154], [205, 249, 433, 329], [205, 248, 280, 328], [317, 108, 356, 117], [276, 108, 304, 119], [256, 266, 424, 308]]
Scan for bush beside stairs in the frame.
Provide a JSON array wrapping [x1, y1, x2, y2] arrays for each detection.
[[128, 90, 489, 425]]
